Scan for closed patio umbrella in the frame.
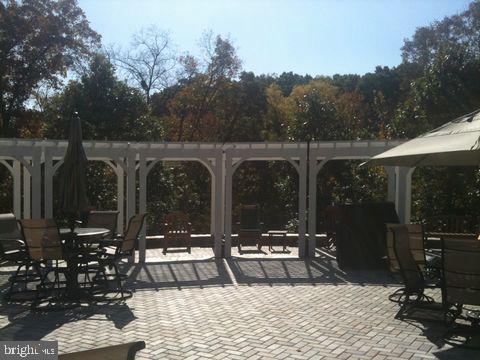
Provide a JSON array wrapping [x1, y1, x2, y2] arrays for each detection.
[[365, 109, 480, 167], [58, 115, 89, 231]]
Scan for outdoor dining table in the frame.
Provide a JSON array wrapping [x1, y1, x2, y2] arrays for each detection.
[[59, 227, 110, 297], [59, 227, 111, 240]]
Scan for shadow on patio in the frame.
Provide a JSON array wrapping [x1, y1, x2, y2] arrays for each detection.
[[123, 258, 233, 290], [0, 295, 136, 341], [121, 250, 399, 290]]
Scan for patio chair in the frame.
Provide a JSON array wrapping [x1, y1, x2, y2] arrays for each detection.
[[0, 213, 40, 301], [86, 210, 119, 237], [389, 225, 439, 318], [236, 204, 263, 252], [386, 223, 429, 273], [427, 214, 479, 234], [442, 238, 480, 345], [163, 211, 191, 254], [96, 213, 146, 298], [19, 219, 69, 306], [59, 341, 145, 360], [323, 205, 340, 249]]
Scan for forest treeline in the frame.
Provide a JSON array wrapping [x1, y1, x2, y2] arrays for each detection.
[[1, 0, 480, 234]]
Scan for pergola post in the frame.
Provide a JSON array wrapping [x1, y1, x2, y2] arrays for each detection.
[[23, 161, 31, 219], [298, 155, 307, 258], [138, 155, 147, 262], [395, 166, 413, 224], [385, 166, 396, 203], [308, 159, 328, 258], [224, 153, 233, 258], [13, 161, 21, 218], [212, 155, 224, 258], [44, 152, 54, 218], [126, 150, 136, 262], [31, 153, 42, 219], [116, 162, 125, 234]]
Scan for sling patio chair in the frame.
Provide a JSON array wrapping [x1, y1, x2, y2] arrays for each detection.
[[389, 225, 441, 319], [441, 237, 480, 348], [386, 223, 430, 274], [163, 211, 192, 254], [19, 219, 71, 308], [59, 341, 145, 360], [86, 210, 119, 237], [95, 213, 146, 299], [0, 213, 41, 302], [236, 204, 263, 252], [323, 205, 341, 249]]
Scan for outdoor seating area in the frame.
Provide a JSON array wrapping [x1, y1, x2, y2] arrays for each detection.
[[4, 1, 480, 358], [2, 212, 146, 309]]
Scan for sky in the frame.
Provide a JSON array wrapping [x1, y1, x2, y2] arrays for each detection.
[[78, 0, 473, 77]]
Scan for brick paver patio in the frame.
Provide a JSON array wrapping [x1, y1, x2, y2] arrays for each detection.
[[0, 248, 478, 359]]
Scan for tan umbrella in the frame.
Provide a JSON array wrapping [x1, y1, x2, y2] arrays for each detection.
[[365, 109, 480, 167]]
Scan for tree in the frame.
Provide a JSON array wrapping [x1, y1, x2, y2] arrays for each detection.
[[0, 0, 100, 136], [163, 32, 242, 141], [44, 54, 162, 141], [402, 1, 480, 68], [111, 26, 176, 104]]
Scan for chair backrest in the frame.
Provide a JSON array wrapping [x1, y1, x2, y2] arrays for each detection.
[[86, 210, 119, 235], [427, 215, 479, 233], [59, 341, 145, 360], [0, 213, 23, 253], [323, 205, 340, 233], [405, 223, 427, 272], [121, 214, 146, 253], [239, 205, 260, 230], [386, 223, 402, 272], [391, 225, 425, 295], [164, 212, 191, 234], [20, 219, 63, 261], [386, 223, 426, 273], [442, 238, 480, 306]]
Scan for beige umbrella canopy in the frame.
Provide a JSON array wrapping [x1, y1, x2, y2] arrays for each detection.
[[366, 109, 480, 167]]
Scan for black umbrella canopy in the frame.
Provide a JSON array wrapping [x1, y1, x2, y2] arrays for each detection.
[[58, 115, 89, 218]]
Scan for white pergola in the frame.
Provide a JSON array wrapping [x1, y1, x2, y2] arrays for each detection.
[[0, 138, 413, 261]]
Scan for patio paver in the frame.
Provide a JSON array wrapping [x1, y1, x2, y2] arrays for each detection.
[[0, 248, 478, 359]]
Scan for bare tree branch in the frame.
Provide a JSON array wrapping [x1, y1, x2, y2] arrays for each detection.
[[110, 26, 177, 104]]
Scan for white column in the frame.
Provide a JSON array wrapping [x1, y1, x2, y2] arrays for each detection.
[[126, 151, 136, 262], [126, 152, 136, 220], [116, 162, 125, 234], [385, 166, 396, 203], [221, 151, 226, 235], [395, 166, 413, 224], [298, 156, 307, 258], [44, 153, 53, 218], [138, 155, 147, 262], [13, 161, 21, 218], [23, 162, 31, 219], [31, 153, 42, 219], [210, 162, 216, 239], [224, 154, 233, 257], [213, 155, 224, 258], [308, 159, 328, 258]]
